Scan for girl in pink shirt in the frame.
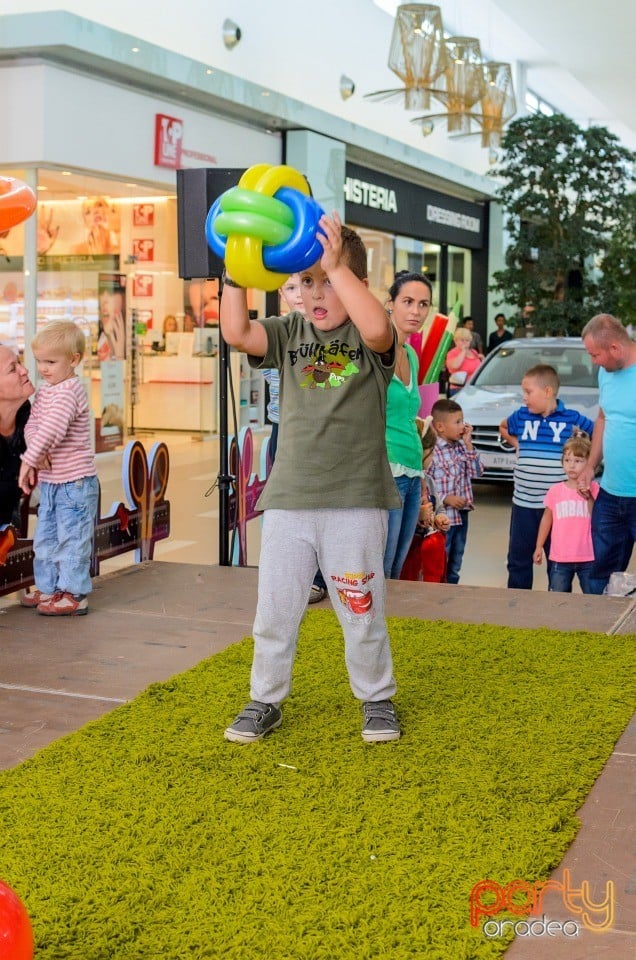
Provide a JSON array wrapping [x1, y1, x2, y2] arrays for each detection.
[[533, 434, 598, 593]]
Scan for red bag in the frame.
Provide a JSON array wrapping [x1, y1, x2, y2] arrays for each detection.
[[400, 530, 447, 583]]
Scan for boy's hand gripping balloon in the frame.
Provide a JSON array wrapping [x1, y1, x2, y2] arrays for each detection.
[[0, 177, 37, 232], [205, 164, 325, 291]]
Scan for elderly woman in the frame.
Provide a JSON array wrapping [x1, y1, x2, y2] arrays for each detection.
[[445, 327, 482, 397], [0, 345, 34, 527]]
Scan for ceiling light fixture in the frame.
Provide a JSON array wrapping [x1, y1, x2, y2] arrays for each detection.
[[365, 4, 446, 111], [222, 19, 242, 50], [368, 3, 516, 150], [340, 75, 356, 100]]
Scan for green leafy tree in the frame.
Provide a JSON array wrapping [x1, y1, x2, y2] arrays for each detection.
[[490, 113, 635, 335], [596, 191, 636, 327]]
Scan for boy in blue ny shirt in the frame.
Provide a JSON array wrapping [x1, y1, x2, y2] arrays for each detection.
[[499, 364, 594, 590]]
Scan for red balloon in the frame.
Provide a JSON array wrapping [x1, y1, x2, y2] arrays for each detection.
[[0, 177, 37, 232], [0, 881, 34, 960]]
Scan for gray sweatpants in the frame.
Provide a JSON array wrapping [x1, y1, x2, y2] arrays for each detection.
[[251, 508, 397, 704]]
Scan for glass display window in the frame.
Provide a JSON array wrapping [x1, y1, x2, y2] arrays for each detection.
[[447, 246, 472, 321], [353, 227, 395, 304], [395, 236, 440, 306]]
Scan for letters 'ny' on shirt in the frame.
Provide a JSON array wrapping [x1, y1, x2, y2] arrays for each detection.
[[544, 480, 599, 562], [506, 401, 594, 508], [598, 364, 636, 497], [23, 376, 97, 484], [249, 312, 401, 511]]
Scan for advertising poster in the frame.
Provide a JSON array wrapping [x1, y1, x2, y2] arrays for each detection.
[[1, 197, 121, 267], [97, 273, 127, 360], [96, 358, 125, 453], [185, 278, 219, 326]]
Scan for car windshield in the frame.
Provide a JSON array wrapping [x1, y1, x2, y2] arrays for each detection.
[[474, 345, 599, 388]]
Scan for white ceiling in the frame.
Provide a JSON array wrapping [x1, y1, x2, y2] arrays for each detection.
[[373, 0, 636, 151], [491, 0, 636, 147]]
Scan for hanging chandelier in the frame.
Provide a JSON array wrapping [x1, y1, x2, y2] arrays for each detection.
[[475, 61, 517, 147], [366, 3, 517, 149], [434, 37, 486, 133], [364, 4, 447, 111]]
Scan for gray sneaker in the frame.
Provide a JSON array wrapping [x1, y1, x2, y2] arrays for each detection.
[[362, 699, 401, 743], [308, 585, 327, 604], [224, 701, 282, 744]]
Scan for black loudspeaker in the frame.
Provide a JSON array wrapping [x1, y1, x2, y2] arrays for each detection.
[[176, 167, 245, 279]]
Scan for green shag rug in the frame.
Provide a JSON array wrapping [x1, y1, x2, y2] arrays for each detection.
[[0, 612, 634, 960]]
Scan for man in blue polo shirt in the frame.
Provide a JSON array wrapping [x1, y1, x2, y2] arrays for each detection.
[[579, 314, 636, 594], [500, 364, 594, 589]]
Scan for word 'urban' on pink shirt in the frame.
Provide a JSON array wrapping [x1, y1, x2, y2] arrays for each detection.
[[544, 480, 599, 562]]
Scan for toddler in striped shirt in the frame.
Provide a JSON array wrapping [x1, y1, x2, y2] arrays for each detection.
[[18, 321, 98, 616]]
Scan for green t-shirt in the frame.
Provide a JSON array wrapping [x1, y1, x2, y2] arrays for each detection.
[[249, 312, 401, 510], [385, 343, 422, 473]]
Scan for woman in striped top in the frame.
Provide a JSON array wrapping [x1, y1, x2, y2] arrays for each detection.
[[18, 321, 98, 616]]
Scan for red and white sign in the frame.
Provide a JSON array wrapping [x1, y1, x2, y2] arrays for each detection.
[[132, 238, 154, 262], [154, 113, 183, 169], [133, 203, 154, 226], [133, 274, 154, 298]]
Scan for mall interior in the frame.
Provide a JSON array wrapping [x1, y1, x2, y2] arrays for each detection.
[[2, 2, 633, 582], [0, 4, 635, 958]]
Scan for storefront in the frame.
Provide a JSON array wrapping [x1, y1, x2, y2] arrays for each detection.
[[0, 62, 281, 443], [344, 162, 489, 325]]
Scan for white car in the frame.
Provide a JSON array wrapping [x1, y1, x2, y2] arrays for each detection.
[[452, 337, 599, 482]]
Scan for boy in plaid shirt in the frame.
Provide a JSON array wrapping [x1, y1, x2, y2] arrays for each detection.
[[429, 398, 483, 584]]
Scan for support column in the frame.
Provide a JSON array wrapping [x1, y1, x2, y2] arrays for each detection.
[[285, 130, 346, 218]]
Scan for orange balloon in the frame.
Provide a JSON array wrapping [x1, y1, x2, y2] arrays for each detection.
[[0, 178, 37, 232], [0, 880, 34, 960]]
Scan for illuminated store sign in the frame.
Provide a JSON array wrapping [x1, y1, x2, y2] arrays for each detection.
[[426, 204, 480, 234], [344, 162, 485, 249], [344, 178, 398, 213]]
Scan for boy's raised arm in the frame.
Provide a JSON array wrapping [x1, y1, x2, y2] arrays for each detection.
[[219, 280, 268, 357], [318, 213, 393, 355]]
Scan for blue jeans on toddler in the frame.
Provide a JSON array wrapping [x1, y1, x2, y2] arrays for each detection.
[[384, 474, 422, 579], [33, 477, 99, 596], [549, 561, 594, 594], [445, 511, 469, 584]]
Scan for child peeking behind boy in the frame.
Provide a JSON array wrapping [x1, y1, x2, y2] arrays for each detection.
[[400, 416, 450, 583], [500, 364, 594, 590], [429, 399, 483, 584]]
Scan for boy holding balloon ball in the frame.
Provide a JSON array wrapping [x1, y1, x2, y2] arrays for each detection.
[[221, 211, 402, 744]]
